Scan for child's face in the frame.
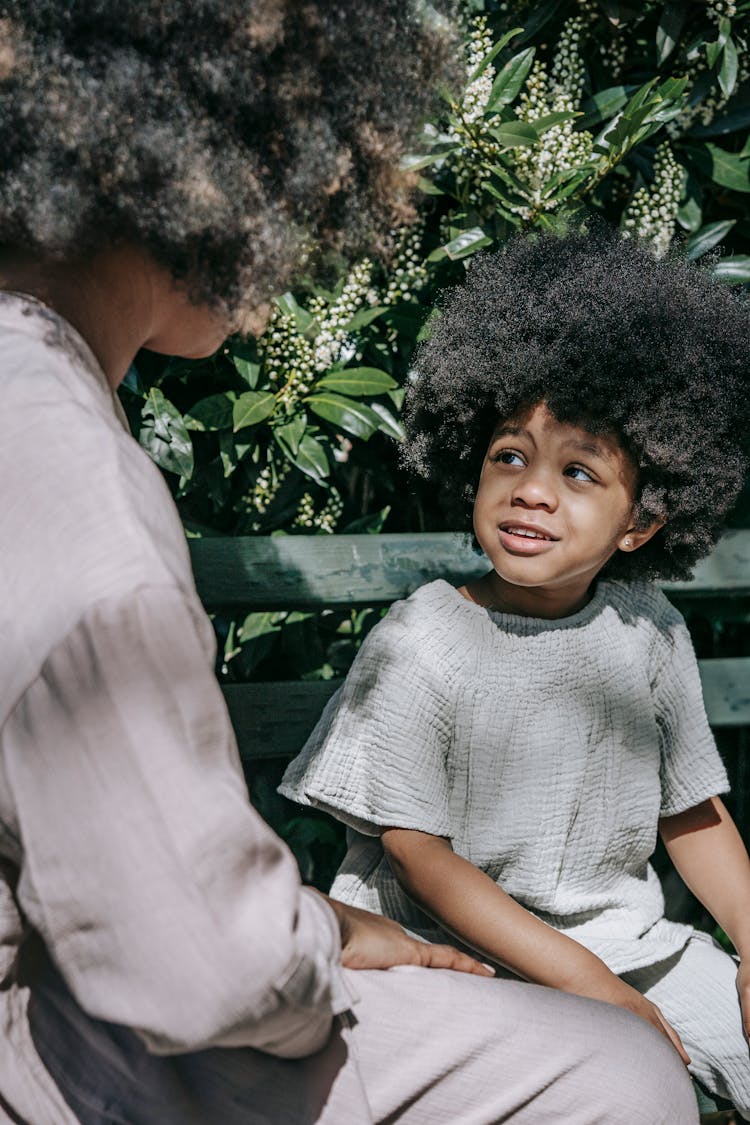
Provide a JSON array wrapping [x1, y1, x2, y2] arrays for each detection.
[[472, 402, 659, 616]]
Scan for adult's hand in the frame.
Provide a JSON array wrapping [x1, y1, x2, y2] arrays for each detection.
[[320, 894, 494, 976]]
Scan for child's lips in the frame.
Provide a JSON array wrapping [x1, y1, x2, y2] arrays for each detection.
[[497, 523, 558, 553]]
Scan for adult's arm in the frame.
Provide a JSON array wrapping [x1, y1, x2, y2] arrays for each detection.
[[382, 827, 690, 1062], [5, 584, 351, 1059]]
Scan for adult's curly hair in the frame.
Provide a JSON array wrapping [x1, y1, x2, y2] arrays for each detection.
[[0, 1, 457, 315], [403, 229, 750, 581]]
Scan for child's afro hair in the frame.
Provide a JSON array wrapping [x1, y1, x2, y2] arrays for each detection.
[[403, 228, 749, 581], [0, 1, 457, 316]]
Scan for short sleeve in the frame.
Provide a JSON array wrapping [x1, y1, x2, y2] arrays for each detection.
[[279, 597, 453, 838], [653, 602, 729, 817]]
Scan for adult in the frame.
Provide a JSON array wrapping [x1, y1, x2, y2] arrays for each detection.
[[0, 4, 698, 1122]]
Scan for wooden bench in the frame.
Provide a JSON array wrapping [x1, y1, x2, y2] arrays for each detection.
[[191, 528, 749, 1119]]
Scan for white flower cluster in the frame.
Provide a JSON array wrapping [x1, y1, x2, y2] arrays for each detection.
[[598, 33, 627, 80], [708, 0, 737, 22], [312, 259, 376, 372], [551, 15, 586, 103], [463, 16, 496, 123], [261, 311, 316, 412], [383, 220, 428, 305], [622, 142, 684, 258], [245, 457, 292, 528], [292, 488, 344, 534], [512, 18, 594, 217]]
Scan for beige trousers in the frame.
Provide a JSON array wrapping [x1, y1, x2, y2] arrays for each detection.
[[18, 959, 699, 1124]]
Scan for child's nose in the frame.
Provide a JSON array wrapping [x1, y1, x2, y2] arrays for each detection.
[[511, 470, 558, 510]]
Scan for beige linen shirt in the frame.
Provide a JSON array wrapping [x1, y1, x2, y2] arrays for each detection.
[[0, 294, 349, 1117]]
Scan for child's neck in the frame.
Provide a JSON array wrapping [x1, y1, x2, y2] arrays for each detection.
[[460, 572, 597, 620]]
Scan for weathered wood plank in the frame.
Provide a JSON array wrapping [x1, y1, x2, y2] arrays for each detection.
[[191, 529, 750, 612], [223, 681, 340, 761], [700, 658, 750, 728], [224, 655, 750, 764]]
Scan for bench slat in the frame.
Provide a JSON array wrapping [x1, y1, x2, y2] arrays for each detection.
[[223, 656, 750, 763], [191, 529, 750, 612]]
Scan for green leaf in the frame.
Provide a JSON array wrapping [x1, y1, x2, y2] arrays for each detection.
[[706, 38, 722, 69], [237, 611, 283, 642], [713, 255, 750, 283], [515, 0, 566, 43], [306, 393, 381, 440], [486, 47, 535, 110], [184, 393, 235, 431], [274, 292, 314, 335], [341, 306, 388, 332], [122, 364, 144, 396], [655, 2, 686, 64], [417, 175, 445, 196], [399, 149, 458, 172], [317, 368, 398, 396], [218, 430, 236, 477], [688, 104, 750, 139], [685, 220, 736, 260], [718, 37, 738, 98], [442, 227, 493, 261], [288, 434, 330, 484], [677, 190, 702, 233], [370, 401, 406, 441], [342, 506, 392, 535], [139, 388, 194, 479], [578, 86, 632, 130], [528, 111, 578, 135], [541, 167, 592, 203], [233, 391, 276, 431], [702, 143, 750, 193], [488, 121, 539, 148], [273, 414, 307, 458], [232, 356, 260, 387], [467, 26, 523, 83]]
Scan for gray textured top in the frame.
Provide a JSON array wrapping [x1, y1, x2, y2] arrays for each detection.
[[280, 578, 729, 974]]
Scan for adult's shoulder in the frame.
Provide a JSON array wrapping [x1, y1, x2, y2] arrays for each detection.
[[0, 301, 198, 693]]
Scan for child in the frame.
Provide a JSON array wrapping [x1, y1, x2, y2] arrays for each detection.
[[280, 230, 750, 1112]]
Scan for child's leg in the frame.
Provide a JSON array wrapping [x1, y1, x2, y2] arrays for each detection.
[[623, 933, 750, 1119]]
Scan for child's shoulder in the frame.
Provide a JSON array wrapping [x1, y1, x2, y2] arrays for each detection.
[[600, 577, 685, 635], [364, 579, 478, 668], [383, 578, 473, 635]]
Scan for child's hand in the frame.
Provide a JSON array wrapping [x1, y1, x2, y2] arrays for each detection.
[[736, 960, 750, 1040], [582, 975, 691, 1067], [321, 894, 495, 976]]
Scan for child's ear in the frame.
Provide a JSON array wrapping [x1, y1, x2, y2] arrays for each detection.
[[618, 515, 665, 554]]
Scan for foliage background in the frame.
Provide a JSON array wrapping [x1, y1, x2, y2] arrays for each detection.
[[121, 0, 750, 893]]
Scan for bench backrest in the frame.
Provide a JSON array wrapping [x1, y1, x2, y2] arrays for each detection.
[[189, 530, 750, 765]]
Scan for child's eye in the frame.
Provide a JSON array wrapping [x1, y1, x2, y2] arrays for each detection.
[[565, 464, 595, 483], [493, 449, 525, 466]]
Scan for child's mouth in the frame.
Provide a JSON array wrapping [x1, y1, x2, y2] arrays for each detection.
[[498, 524, 558, 552]]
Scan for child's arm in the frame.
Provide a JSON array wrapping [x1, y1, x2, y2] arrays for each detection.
[[659, 795, 750, 1036], [382, 827, 690, 1062]]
